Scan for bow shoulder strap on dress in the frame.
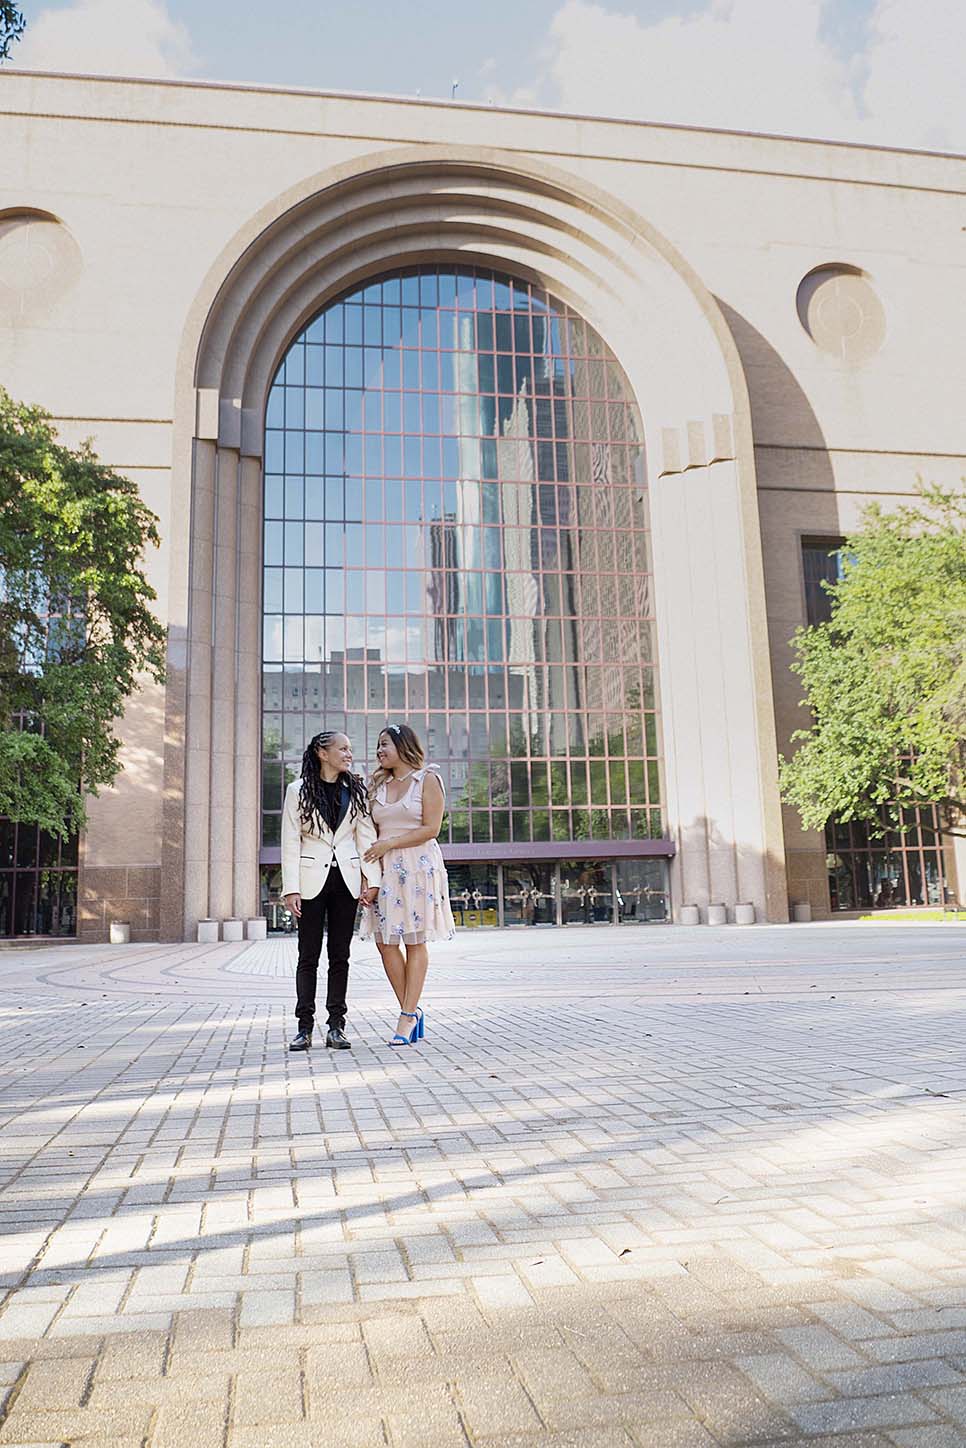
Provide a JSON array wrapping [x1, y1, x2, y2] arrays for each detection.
[[412, 765, 445, 810]]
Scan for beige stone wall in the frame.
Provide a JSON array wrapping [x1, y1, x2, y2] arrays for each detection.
[[3, 72, 963, 935]]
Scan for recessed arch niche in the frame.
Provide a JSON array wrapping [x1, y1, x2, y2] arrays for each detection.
[[161, 146, 788, 939]]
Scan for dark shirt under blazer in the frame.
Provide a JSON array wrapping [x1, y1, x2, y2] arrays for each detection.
[[281, 779, 380, 901]]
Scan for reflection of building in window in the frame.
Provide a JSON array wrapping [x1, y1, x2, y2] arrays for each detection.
[[0, 593, 82, 938], [801, 538, 948, 911], [826, 806, 946, 912], [257, 264, 668, 921]]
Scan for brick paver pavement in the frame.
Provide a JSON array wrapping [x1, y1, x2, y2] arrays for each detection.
[[0, 922, 965, 1446]]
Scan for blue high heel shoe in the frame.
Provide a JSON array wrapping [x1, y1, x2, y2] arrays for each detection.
[[414, 1006, 426, 1040], [388, 1011, 419, 1046]]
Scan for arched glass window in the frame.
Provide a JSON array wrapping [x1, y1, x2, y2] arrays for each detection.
[[259, 265, 667, 926]]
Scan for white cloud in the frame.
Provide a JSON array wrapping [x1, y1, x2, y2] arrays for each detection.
[[861, 0, 965, 151], [523, 0, 966, 152], [16, 0, 196, 79]]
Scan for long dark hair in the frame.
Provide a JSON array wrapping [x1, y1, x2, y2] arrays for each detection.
[[370, 723, 426, 794], [298, 731, 369, 833]]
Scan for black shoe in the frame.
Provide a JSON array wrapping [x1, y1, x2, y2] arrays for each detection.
[[326, 1026, 352, 1050], [289, 1029, 312, 1051]]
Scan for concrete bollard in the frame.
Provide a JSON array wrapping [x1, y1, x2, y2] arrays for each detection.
[[793, 900, 813, 923], [109, 922, 131, 944], [197, 919, 219, 944], [679, 904, 700, 925], [246, 917, 268, 941], [222, 919, 244, 942], [734, 902, 755, 925], [707, 903, 727, 926]]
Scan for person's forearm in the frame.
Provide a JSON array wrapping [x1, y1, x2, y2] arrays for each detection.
[[382, 825, 437, 850]]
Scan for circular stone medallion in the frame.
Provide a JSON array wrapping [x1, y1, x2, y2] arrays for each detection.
[[796, 264, 885, 363]]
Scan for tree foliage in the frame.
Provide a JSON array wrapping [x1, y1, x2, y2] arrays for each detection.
[[779, 484, 966, 838], [0, 3, 25, 61], [0, 388, 166, 837]]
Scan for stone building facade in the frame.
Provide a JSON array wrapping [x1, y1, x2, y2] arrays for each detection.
[[2, 70, 963, 940]]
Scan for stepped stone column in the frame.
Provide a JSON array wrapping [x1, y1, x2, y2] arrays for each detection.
[[233, 453, 263, 921], [182, 439, 216, 935], [167, 146, 789, 938]]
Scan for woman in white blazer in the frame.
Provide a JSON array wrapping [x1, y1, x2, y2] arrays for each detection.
[[281, 731, 380, 1052]]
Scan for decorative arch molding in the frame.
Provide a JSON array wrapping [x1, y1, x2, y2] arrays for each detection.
[[161, 146, 788, 940]]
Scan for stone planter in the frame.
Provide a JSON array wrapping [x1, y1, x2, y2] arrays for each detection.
[[109, 921, 131, 944], [734, 902, 755, 925], [246, 917, 268, 941], [222, 919, 244, 942], [197, 919, 219, 944], [793, 900, 813, 923], [679, 904, 700, 925], [707, 903, 727, 926]]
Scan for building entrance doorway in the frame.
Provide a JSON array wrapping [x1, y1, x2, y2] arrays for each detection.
[[559, 859, 613, 924], [258, 854, 669, 933], [502, 863, 557, 926]]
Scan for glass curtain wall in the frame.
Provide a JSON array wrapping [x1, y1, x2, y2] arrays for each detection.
[[260, 265, 667, 922]]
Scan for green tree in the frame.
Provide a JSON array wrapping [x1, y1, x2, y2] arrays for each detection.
[[780, 484, 966, 839], [0, 389, 166, 838], [0, 3, 25, 60]]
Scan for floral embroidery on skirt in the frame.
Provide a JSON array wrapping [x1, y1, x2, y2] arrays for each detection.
[[361, 839, 455, 945]]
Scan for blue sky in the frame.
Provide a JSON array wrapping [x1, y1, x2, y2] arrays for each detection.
[[12, 0, 964, 151]]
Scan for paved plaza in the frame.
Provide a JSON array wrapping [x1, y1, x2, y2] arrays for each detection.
[[0, 924, 965, 1447]]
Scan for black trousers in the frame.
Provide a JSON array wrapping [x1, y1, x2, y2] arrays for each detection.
[[295, 867, 358, 1032]]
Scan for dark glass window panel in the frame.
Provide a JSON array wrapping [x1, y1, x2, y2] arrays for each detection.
[[0, 872, 11, 935], [13, 873, 37, 935], [16, 825, 38, 869], [802, 537, 846, 626]]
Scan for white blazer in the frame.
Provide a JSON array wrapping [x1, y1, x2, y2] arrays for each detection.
[[280, 779, 381, 902]]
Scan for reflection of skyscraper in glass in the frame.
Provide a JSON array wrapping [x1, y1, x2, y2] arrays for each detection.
[[498, 389, 539, 736], [453, 313, 485, 668], [258, 264, 668, 873]]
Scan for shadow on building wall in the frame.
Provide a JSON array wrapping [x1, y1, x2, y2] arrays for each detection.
[[673, 813, 790, 924], [79, 685, 168, 943], [714, 301, 839, 917]]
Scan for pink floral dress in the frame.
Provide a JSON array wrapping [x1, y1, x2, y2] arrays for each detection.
[[360, 767, 456, 946]]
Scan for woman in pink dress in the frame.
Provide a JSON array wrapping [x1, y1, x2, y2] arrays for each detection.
[[361, 724, 455, 1045]]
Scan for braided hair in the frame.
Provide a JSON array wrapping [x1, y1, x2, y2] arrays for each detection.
[[298, 731, 369, 834]]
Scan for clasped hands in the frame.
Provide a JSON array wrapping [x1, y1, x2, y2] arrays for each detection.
[[282, 883, 380, 915]]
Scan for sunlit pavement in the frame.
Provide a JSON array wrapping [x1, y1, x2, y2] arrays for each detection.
[[1, 923, 965, 1446]]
